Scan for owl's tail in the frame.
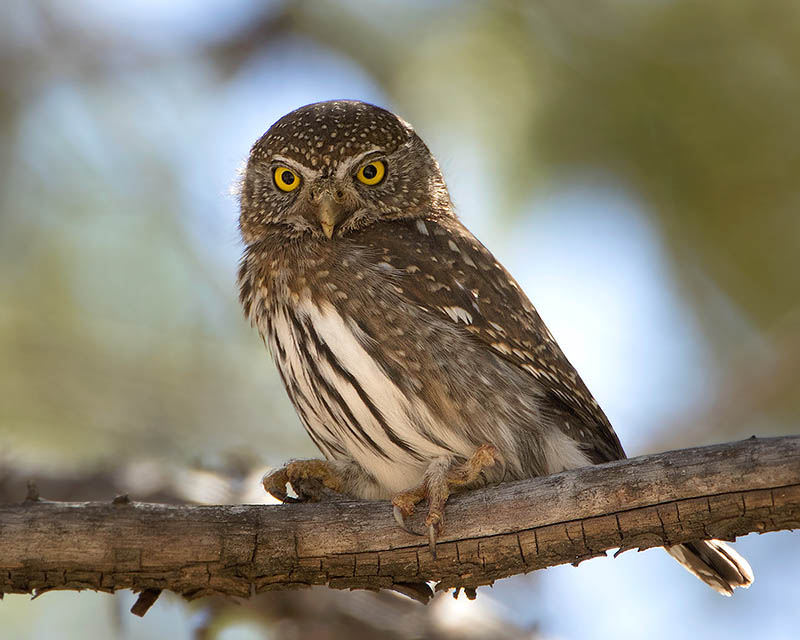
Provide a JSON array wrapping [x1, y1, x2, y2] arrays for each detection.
[[666, 540, 754, 595]]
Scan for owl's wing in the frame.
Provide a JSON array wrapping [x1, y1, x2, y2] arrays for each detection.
[[385, 217, 626, 464]]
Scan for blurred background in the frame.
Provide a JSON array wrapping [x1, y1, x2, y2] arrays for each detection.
[[1, 1, 798, 638]]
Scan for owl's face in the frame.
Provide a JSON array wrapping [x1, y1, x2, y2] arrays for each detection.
[[239, 100, 452, 244]]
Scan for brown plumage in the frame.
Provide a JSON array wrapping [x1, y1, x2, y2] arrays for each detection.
[[237, 100, 752, 595]]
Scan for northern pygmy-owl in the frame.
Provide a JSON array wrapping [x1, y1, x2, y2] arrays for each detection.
[[238, 100, 752, 595]]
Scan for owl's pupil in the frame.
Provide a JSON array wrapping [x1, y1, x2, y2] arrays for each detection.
[[362, 164, 377, 179], [282, 171, 295, 185]]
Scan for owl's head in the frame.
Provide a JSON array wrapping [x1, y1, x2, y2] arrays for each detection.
[[239, 100, 451, 244]]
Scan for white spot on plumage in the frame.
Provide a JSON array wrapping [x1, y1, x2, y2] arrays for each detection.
[[493, 342, 513, 355], [488, 321, 506, 334], [521, 363, 544, 377], [416, 220, 429, 235], [441, 306, 473, 324]]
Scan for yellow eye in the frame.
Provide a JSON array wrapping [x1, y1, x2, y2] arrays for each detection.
[[274, 167, 300, 192], [356, 160, 386, 185]]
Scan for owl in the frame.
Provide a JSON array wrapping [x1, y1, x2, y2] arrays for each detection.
[[237, 100, 752, 595]]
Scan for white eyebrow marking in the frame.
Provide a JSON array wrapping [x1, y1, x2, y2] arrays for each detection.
[[271, 155, 322, 179], [334, 147, 384, 180]]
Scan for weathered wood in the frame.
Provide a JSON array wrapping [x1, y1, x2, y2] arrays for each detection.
[[1, 436, 798, 607]]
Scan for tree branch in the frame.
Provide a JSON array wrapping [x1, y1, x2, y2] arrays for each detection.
[[2, 436, 798, 612]]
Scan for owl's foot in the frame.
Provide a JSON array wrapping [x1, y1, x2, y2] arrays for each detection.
[[391, 444, 501, 558], [262, 459, 347, 503]]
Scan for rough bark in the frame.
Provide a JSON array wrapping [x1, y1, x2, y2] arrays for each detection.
[[1, 436, 798, 613]]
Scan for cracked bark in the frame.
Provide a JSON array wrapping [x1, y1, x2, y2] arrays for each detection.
[[1, 436, 799, 614]]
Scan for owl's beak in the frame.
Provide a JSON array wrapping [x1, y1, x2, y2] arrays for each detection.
[[317, 193, 345, 239]]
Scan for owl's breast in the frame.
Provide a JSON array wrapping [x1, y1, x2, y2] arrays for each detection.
[[240, 236, 480, 495]]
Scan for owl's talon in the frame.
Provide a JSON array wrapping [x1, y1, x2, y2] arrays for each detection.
[[428, 524, 438, 558], [393, 505, 406, 529], [392, 481, 429, 536], [393, 505, 424, 535]]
